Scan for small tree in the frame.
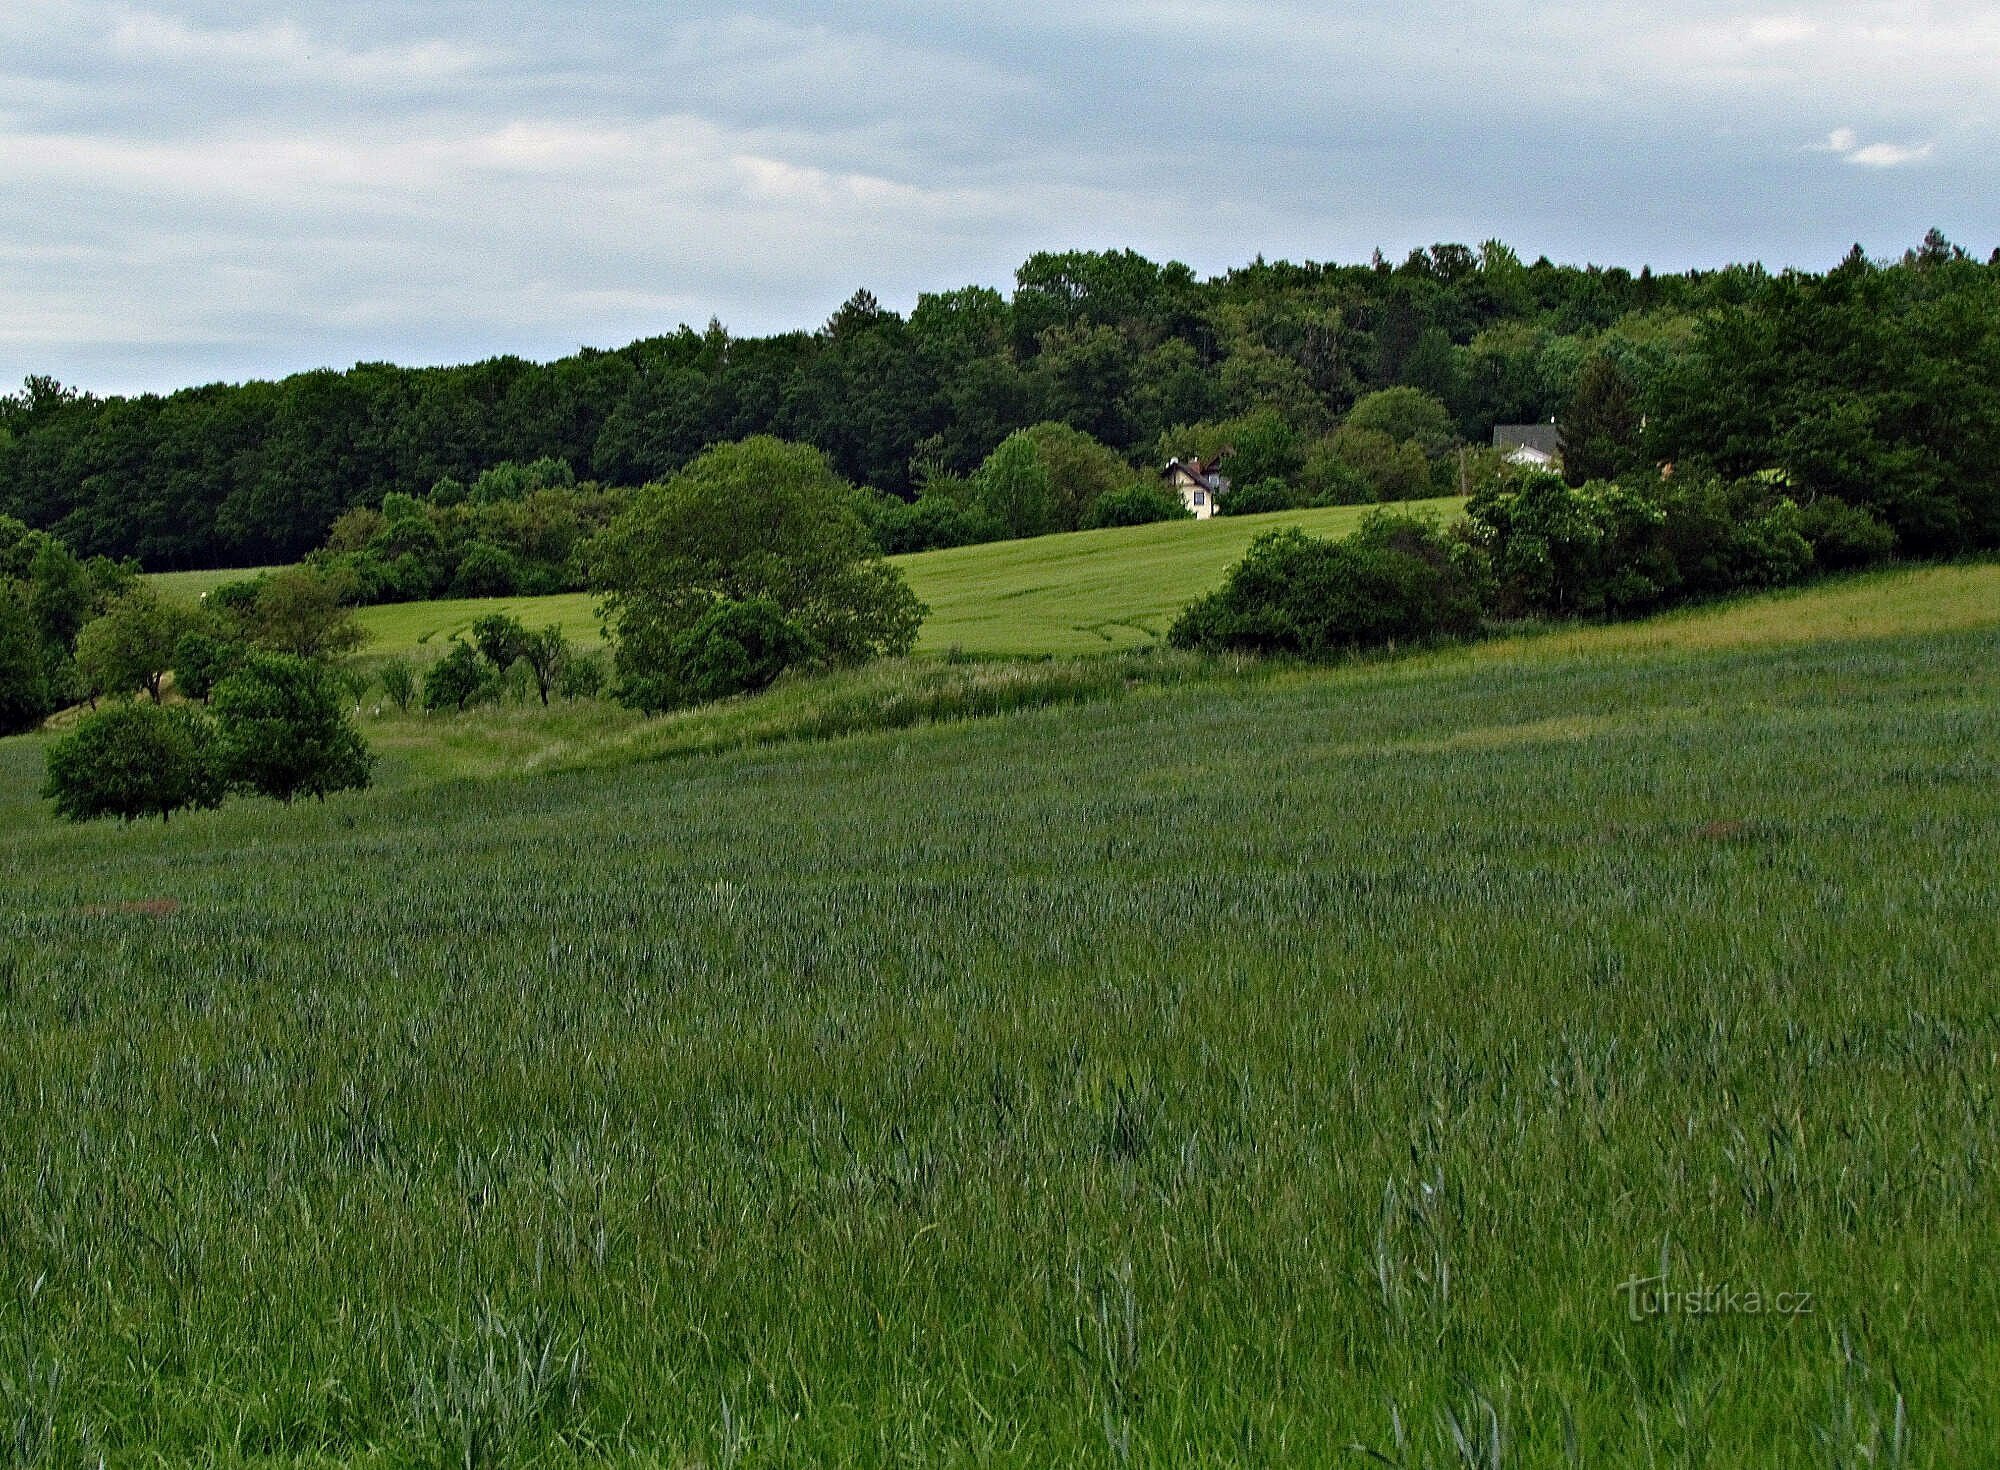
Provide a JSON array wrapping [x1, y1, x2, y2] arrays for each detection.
[[422, 640, 492, 713], [452, 543, 521, 597], [171, 629, 245, 702], [376, 657, 418, 713], [592, 438, 924, 713], [1169, 514, 1488, 656], [519, 625, 571, 706], [74, 585, 196, 704], [555, 651, 606, 701], [211, 654, 373, 803], [44, 703, 224, 824], [471, 613, 530, 672], [245, 567, 366, 660], [0, 587, 50, 735]]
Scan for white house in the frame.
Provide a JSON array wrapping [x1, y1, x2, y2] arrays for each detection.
[[1162, 457, 1229, 519], [1492, 423, 1564, 471]]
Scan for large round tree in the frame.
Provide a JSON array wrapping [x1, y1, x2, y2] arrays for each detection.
[[591, 437, 926, 711]]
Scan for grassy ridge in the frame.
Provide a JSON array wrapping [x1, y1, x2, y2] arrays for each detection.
[[3, 575, 1998, 1462]]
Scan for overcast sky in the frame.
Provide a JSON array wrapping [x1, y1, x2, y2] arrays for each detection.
[[2, 1, 1990, 395]]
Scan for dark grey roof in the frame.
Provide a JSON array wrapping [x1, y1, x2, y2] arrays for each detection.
[[1492, 423, 1564, 456]]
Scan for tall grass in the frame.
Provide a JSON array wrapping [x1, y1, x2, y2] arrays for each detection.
[[0, 617, 1996, 1464]]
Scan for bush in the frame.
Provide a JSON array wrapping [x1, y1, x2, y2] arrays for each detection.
[[206, 578, 264, 616], [555, 651, 607, 702], [1213, 478, 1298, 517], [211, 654, 373, 803], [422, 640, 495, 713], [452, 543, 521, 598], [1169, 514, 1487, 656], [171, 630, 245, 702], [376, 658, 418, 713], [674, 599, 810, 705], [1797, 497, 1898, 570], [864, 493, 997, 554], [1655, 476, 1813, 597], [43, 702, 224, 823], [1468, 473, 1675, 617], [1084, 483, 1194, 528]]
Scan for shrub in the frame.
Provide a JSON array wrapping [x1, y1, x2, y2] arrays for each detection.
[[211, 654, 373, 803], [43, 702, 224, 823], [555, 651, 607, 702], [1084, 483, 1194, 528], [377, 657, 418, 713], [171, 630, 245, 702], [864, 493, 997, 554], [422, 640, 495, 713], [1797, 497, 1898, 570], [1169, 514, 1487, 656], [1655, 476, 1813, 597], [206, 578, 264, 616], [1468, 472, 1675, 617], [666, 598, 812, 707], [1213, 478, 1297, 517], [452, 543, 521, 598]]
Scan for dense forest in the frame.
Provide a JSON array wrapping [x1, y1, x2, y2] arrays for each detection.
[[1, 232, 1996, 572]]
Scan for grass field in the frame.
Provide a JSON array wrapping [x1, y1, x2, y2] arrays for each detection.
[[344, 562, 2000, 787], [149, 502, 1465, 662], [4, 565, 1998, 1464]]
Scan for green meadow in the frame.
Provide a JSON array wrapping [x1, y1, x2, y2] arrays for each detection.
[[150, 501, 1464, 662], [4, 559, 1998, 1464]]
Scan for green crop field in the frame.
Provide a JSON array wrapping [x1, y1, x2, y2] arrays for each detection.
[[150, 501, 1465, 663], [893, 500, 1463, 655], [4, 563, 1998, 1465]]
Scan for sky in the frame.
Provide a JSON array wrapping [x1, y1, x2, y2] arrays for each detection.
[[1, 1, 1991, 396]]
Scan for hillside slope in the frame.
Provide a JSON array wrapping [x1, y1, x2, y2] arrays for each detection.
[[153, 499, 1465, 660], [3, 566, 1997, 1462]]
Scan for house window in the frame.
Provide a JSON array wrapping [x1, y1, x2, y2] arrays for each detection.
[[1193, 491, 1205, 506]]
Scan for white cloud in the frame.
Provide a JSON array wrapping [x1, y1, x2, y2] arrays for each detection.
[[1820, 124, 1935, 168], [1845, 139, 1935, 167], [108, 9, 498, 86]]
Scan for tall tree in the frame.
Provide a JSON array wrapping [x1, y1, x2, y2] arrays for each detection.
[[1562, 354, 1642, 485]]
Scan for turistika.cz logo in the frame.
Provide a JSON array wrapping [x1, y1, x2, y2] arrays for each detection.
[[1617, 1275, 1815, 1322]]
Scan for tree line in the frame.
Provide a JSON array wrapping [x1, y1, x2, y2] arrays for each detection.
[[16, 237, 1974, 572], [1169, 233, 2000, 661]]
